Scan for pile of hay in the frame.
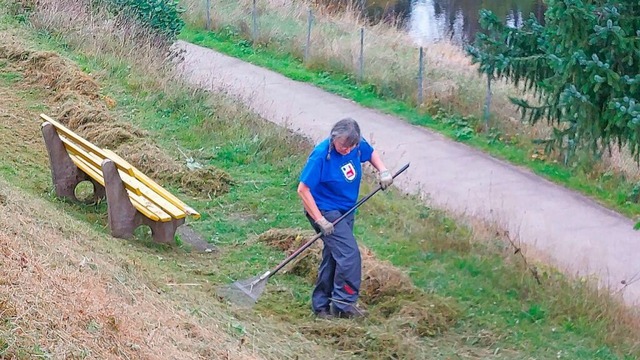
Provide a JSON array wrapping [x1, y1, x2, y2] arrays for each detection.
[[299, 320, 424, 358], [360, 255, 415, 304], [179, 168, 234, 198], [375, 293, 461, 337], [257, 228, 319, 282], [25, 51, 100, 100], [116, 142, 234, 198], [257, 228, 315, 251], [0, 39, 31, 61], [76, 122, 148, 148], [257, 227, 461, 349], [0, 41, 232, 199], [56, 100, 113, 130]]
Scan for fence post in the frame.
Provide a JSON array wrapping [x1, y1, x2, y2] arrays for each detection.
[[483, 74, 493, 131], [304, 8, 313, 63], [205, 0, 211, 30], [417, 47, 424, 106], [252, 0, 258, 44], [359, 27, 364, 82]]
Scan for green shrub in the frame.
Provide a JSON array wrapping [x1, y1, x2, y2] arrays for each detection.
[[102, 0, 185, 37]]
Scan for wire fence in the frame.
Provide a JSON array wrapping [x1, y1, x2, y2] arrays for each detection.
[[206, 1, 502, 134], [197, 1, 432, 106]]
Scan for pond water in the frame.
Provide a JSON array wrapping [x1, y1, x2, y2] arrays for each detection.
[[320, 0, 546, 45]]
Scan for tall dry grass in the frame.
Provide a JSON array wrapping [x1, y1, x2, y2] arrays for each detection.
[[29, 0, 177, 93]]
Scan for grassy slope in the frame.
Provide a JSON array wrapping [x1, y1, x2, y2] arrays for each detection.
[[1, 5, 639, 360], [177, 25, 640, 226], [0, 69, 263, 359]]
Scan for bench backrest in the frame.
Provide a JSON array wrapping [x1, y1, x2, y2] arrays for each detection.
[[40, 113, 200, 222]]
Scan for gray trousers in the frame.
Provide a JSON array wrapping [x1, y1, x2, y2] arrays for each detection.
[[306, 210, 361, 313]]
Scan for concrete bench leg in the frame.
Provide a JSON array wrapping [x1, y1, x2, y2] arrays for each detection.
[[142, 217, 185, 244], [102, 159, 141, 240], [41, 122, 105, 202], [102, 159, 182, 244]]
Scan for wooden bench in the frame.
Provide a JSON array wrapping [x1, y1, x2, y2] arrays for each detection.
[[39, 113, 200, 244]]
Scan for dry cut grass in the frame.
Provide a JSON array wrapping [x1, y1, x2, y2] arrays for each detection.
[[0, 182, 263, 359]]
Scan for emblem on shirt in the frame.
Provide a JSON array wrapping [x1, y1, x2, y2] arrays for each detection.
[[341, 162, 356, 182]]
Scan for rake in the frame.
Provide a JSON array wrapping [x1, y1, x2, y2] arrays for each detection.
[[216, 163, 410, 307]]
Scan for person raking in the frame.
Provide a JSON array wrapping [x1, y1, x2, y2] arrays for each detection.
[[297, 117, 393, 319]]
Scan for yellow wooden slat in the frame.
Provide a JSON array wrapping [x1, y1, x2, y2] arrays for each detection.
[[104, 147, 200, 220], [68, 153, 171, 222], [40, 114, 135, 176], [56, 125, 197, 219], [68, 153, 168, 222], [61, 137, 186, 219], [62, 138, 142, 196], [122, 172, 186, 219], [132, 168, 201, 219], [130, 196, 168, 222], [68, 152, 105, 187]]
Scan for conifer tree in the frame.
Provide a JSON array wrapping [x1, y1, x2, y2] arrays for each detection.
[[466, 0, 640, 161]]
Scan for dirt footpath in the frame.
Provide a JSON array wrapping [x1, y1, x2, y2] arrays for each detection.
[[173, 40, 640, 306]]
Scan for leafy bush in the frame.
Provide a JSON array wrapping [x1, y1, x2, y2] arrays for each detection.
[[102, 0, 185, 37]]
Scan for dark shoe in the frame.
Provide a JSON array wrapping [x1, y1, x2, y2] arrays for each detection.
[[331, 304, 367, 319], [315, 309, 334, 319]]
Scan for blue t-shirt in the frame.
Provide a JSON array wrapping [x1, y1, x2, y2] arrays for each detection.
[[299, 138, 374, 212]]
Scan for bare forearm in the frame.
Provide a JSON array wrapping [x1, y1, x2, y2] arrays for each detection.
[[297, 182, 322, 221], [369, 150, 388, 172]]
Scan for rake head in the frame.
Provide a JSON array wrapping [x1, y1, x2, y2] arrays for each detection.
[[216, 272, 270, 307]]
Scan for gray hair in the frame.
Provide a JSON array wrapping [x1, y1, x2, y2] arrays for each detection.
[[330, 118, 361, 147]]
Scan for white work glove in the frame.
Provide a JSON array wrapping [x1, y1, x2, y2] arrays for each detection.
[[315, 216, 335, 236], [379, 170, 393, 190]]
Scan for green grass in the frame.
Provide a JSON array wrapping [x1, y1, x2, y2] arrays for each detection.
[[178, 25, 640, 225], [1, 5, 639, 358]]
